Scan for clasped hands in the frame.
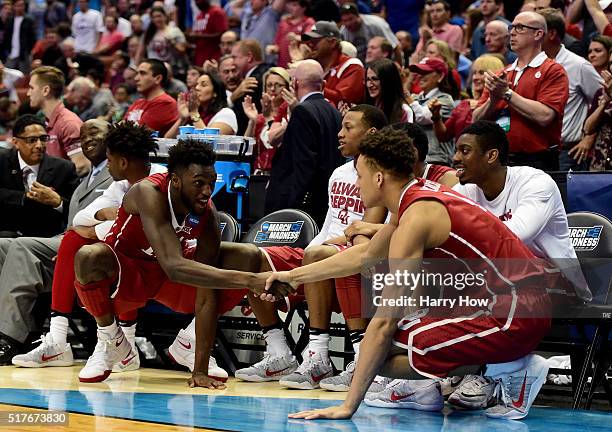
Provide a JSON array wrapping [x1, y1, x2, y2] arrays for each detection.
[[248, 271, 298, 302], [484, 71, 510, 102]]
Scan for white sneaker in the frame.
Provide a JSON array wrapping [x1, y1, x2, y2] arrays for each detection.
[[111, 345, 140, 373], [367, 375, 393, 394], [448, 375, 496, 409], [78, 329, 132, 383], [439, 375, 465, 397], [12, 334, 74, 368], [168, 329, 228, 381], [320, 361, 355, 391], [278, 351, 333, 389], [364, 379, 444, 411], [235, 352, 298, 382], [485, 354, 549, 420]]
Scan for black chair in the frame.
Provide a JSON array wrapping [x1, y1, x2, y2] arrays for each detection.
[[216, 209, 319, 370], [539, 211, 612, 409], [566, 212, 612, 408], [218, 211, 240, 243]]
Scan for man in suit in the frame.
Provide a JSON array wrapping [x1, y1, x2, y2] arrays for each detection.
[[265, 60, 344, 226], [1, 0, 36, 74], [230, 39, 271, 135], [0, 119, 112, 364], [0, 114, 78, 238]]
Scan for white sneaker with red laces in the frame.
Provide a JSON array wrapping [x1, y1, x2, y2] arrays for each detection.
[[12, 334, 74, 368], [79, 329, 132, 383], [168, 329, 228, 382]]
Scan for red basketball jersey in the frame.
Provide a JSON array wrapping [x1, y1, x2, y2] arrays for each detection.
[[397, 178, 549, 322], [104, 173, 209, 261], [423, 163, 454, 183]]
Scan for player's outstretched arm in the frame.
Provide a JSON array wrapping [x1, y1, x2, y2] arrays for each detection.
[[289, 200, 451, 420], [263, 219, 398, 301], [126, 182, 260, 291]]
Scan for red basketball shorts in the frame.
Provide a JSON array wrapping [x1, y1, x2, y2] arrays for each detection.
[[392, 290, 551, 378]]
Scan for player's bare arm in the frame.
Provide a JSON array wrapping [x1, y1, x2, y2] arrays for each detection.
[[125, 181, 290, 296], [289, 199, 451, 420], [189, 202, 226, 389]]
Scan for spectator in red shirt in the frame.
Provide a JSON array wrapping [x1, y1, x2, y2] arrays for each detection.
[[27, 66, 90, 177], [267, 0, 315, 68], [93, 16, 125, 56], [473, 12, 569, 171], [124, 59, 179, 136], [301, 21, 365, 106], [188, 0, 229, 67]]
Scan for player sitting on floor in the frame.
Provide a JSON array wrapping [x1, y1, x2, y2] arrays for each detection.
[[72, 138, 291, 386], [265, 126, 555, 420]]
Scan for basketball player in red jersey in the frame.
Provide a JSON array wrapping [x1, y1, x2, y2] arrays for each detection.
[[72, 138, 292, 387], [267, 127, 554, 420]]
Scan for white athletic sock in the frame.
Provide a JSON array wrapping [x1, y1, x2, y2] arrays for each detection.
[[98, 321, 120, 340], [485, 355, 529, 378], [120, 323, 137, 349], [184, 317, 196, 340], [307, 333, 330, 359], [264, 328, 291, 357], [49, 315, 69, 345], [353, 341, 360, 361]]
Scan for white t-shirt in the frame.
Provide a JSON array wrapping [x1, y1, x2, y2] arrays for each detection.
[[72, 9, 104, 53], [209, 107, 237, 134], [72, 163, 167, 239], [146, 26, 186, 62], [453, 166, 589, 297], [308, 160, 365, 247]]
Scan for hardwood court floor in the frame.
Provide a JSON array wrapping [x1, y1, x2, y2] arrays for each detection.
[[1, 365, 612, 431]]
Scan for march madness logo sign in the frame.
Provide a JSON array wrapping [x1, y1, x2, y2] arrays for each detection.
[[569, 226, 603, 251], [254, 221, 304, 243]]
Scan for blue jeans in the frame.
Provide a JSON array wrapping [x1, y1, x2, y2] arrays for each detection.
[[559, 148, 588, 171]]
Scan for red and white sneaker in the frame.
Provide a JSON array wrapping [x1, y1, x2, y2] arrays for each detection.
[[79, 329, 132, 383], [485, 354, 549, 420], [235, 352, 298, 382], [168, 329, 228, 382], [12, 334, 74, 368], [278, 351, 333, 389], [111, 345, 140, 373], [364, 379, 444, 411]]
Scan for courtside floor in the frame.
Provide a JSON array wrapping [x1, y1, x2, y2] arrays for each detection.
[[1, 365, 611, 431]]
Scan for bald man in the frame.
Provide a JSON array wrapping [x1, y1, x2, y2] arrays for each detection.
[[0, 120, 113, 364], [265, 60, 344, 226], [473, 12, 569, 171], [484, 20, 517, 64]]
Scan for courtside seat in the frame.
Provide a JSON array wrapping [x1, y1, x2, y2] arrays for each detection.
[[240, 209, 319, 248], [539, 212, 612, 409], [218, 211, 240, 243], [216, 209, 320, 369]]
